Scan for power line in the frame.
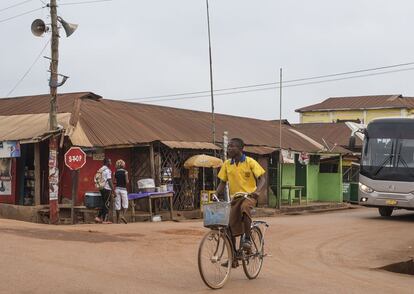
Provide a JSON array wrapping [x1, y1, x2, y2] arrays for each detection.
[[126, 61, 414, 102], [0, 6, 44, 24], [6, 39, 50, 97], [0, 0, 34, 13], [137, 66, 414, 104], [59, 0, 112, 6]]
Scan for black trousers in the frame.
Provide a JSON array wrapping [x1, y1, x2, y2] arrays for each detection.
[[98, 189, 111, 220]]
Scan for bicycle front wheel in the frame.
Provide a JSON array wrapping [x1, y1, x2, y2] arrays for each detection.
[[242, 226, 264, 279], [198, 229, 233, 289]]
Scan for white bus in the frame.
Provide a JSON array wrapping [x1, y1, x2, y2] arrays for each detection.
[[350, 118, 414, 217]]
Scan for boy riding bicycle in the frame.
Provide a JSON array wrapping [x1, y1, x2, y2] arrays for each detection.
[[216, 138, 266, 254]]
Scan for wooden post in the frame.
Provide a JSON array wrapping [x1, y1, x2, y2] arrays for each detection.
[[48, 0, 59, 224], [49, 0, 59, 130], [71, 169, 79, 224], [149, 143, 155, 180], [34, 143, 41, 206], [277, 68, 283, 209], [49, 137, 59, 224]]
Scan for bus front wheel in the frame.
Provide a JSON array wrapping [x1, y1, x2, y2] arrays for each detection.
[[378, 207, 394, 217]]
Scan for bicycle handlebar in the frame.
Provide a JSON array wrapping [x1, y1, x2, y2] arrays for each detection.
[[211, 192, 251, 203]]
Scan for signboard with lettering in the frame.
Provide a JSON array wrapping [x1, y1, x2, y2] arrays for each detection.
[[64, 147, 86, 171]]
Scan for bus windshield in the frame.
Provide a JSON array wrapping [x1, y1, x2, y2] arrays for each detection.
[[361, 137, 414, 181], [362, 138, 394, 167]]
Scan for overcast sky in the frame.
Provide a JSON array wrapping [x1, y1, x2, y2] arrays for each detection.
[[1, 0, 414, 122]]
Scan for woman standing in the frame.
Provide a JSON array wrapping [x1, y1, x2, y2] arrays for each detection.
[[114, 159, 129, 224]]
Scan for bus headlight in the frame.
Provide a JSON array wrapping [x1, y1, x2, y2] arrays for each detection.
[[359, 183, 374, 193]]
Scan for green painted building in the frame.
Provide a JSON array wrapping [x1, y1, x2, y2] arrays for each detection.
[[270, 153, 343, 206]]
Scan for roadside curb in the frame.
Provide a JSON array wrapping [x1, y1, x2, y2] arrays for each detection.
[[253, 203, 358, 218]]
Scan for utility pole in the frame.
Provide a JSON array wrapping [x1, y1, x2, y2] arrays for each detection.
[[277, 68, 283, 210], [31, 1, 77, 224], [206, 0, 217, 188], [49, 0, 59, 130], [206, 0, 216, 148], [48, 0, 59, 224]]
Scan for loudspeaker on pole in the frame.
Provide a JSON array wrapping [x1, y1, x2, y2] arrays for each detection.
[[31, 19, 48, 37]]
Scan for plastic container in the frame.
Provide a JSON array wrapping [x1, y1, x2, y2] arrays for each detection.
[[167, 184, 174, 192], [84, 192, 103, 208], [203, 202, 231, 228], [152, 215, 162, 222], [138, 178, 156, 193], [160, 184, 167, 192], [137, 178, 155, 189]]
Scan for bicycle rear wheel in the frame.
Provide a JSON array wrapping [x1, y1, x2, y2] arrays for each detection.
[[242, 226, 264, 279], [198, 229, 233, 289]]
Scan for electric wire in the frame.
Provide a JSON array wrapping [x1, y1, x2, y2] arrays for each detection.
[[126, 61, 414, 101], [137, 66, 414, 104], [6, 39, 50, 97], [59, 0, 112, 6], [0, 0, 34, 13], [0, 6, 44, 23]]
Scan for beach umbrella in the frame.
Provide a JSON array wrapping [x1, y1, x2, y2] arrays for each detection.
[[184, 154, 223, 190]]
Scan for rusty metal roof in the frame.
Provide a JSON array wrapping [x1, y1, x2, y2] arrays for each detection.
[[0, 92, 101, 115], [292, 123, 363, 153], [244, 146, 277, 155], [295, 94, 414, 112], [161, 141, 221, 150], [0, 92, 324, 152], [0, 113, 71, 143]]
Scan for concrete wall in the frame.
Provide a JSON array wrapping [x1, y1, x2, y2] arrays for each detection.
[[0, 203, 42, 222], [335, 110, 364, 121], [365, 108, 402, 123], [257, 157, 269, 205], [317, 173, 342, 202], [300, 108, 410, 124], [316, 156, 343, 202], [282, 164, 295, 199], [301, 111, 332, 123], [275, 157, 343, 204], [60, 147, 133, 205], [307, 164, 319, 201]]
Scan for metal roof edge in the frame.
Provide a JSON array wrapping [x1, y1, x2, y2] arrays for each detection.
[[287, 128, 326, 151]]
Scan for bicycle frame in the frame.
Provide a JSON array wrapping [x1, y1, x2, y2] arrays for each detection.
[[209, 193, 269, 262], [212, 219, 269, 263]]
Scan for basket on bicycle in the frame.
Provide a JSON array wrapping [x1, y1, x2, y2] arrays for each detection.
[[203, 202, 231, 228]]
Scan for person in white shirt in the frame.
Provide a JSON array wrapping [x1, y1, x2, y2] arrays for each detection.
[[95, 158, 114, 223]]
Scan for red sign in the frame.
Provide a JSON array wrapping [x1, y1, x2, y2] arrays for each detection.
[[64, 147, 86, 170]]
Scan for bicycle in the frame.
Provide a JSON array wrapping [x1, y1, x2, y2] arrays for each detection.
[[198, 193, 269, 289]]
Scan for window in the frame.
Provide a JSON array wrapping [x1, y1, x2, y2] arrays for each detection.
[[319, 157, 339, 173]]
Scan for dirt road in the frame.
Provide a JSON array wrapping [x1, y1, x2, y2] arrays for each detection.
[[0, 207, 413, 294]]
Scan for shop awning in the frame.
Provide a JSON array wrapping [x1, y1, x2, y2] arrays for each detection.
[[161, 141, 221, 150], [0, 113, 71, 144], [244, 145, 277, 155]]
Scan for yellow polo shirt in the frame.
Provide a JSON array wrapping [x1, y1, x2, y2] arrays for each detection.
[[218, 154, 265, 197]]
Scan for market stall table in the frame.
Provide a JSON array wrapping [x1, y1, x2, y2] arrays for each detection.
[[128, 191, 174, 222], [281, 185, 306, 206]]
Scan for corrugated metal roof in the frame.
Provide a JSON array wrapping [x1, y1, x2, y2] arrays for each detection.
[[161, 141, 221, 150], [244, 146, 276, 155], [0, 92, 323, 152], [78, 98, 321, 151], [293, 123, 362, 153], [0, 92, 100, 115], [0, 113, 71, 143], [295, 94, 414, 112]]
